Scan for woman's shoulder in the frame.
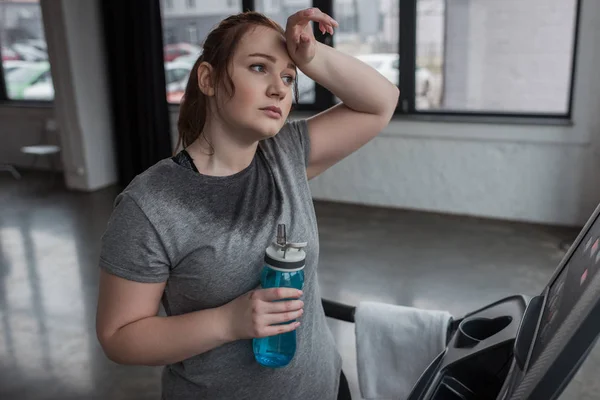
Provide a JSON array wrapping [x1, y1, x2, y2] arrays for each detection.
[[262, 118, 310, 166], [118, 158, 187, 207], [270, 118, 309, 146]]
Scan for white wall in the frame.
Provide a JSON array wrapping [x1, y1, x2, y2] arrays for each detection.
[[40, 0, 117, 191], [58, 0, 117, 190]]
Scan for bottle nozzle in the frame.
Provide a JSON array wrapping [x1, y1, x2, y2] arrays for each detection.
[[276, 224, 287, 246]]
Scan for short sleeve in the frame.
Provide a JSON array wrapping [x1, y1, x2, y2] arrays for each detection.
[[99, 193, 170, 283], [278, 118, 311, 167]]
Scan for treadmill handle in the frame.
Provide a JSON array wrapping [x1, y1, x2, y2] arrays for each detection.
[[322, 298, 356, 322], [322, 298, 462, 347]]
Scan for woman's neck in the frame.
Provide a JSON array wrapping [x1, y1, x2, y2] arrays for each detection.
[[185, 117, 258, 177]]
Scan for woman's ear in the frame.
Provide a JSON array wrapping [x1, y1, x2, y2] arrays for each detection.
[[197, 61, 215, 96]]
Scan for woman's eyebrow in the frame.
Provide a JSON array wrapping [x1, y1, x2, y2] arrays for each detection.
[[248, 53, 296, 70]]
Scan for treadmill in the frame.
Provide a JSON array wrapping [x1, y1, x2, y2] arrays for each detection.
[[408, 201, 600, 400], [323, 202, 600, 400]]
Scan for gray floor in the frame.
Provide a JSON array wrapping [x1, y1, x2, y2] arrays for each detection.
[[0, 171, 598, 399]]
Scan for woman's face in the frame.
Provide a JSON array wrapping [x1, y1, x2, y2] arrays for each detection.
[[214, 26, 297, 140]]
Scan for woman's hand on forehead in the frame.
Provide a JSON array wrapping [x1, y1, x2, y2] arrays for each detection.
[[285, 8, 338, 67]]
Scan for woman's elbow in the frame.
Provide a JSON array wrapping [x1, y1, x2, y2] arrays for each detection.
[[388, 85, 400, 110], [97, 331, 164, 367], [377, 85, 399, 120], [96, 326, 131, 365], [97, 330, 123, 364]]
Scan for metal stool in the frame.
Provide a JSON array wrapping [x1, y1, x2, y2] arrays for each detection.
[[0, 164, 21, 179], [20, 144, 61, 172], [19, 119, 61, 184]]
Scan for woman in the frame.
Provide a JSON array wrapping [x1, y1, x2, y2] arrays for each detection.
[[96, 8, 398, 400]]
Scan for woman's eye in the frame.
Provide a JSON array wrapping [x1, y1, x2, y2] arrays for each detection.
[[250, 64, 266, 73], [283, 75, 295, 85]]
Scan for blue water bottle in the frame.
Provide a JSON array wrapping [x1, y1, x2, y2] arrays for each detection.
[[253, 224, 306, 368]]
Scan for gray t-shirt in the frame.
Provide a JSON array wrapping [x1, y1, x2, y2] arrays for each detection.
[[99, 119, 343, 400]]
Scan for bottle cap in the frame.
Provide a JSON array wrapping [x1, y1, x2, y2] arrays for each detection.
[[264, 224, 306, 271]]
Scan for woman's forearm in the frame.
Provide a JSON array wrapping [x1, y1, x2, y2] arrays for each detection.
[[101, 306, 232, 366], [299, 41, 399, 115]]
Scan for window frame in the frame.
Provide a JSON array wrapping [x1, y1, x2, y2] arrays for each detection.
[[158, 0, 581, 122], [399, 0, 582, 121], [0, 61, 7, 103]]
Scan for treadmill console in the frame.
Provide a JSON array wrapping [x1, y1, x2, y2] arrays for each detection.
[[529, 224, 600, 367], [408, 204, 600, 400]]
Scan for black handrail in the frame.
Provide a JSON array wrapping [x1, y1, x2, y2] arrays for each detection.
[[321, 298, 462, 346], [322, 298, 356, 323]]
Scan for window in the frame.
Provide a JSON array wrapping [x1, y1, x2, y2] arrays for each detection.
[[333, 0, 399, 104], [0, 0, 54, 101], [160, 1, 242, 104], [158, 0, 580, 118], [416, 0, 578, 115]]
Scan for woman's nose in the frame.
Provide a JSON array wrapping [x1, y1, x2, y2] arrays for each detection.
[[267, 79, 287, 98]]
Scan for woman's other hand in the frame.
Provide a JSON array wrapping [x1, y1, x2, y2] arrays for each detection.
[[285, 8, 338, 67]]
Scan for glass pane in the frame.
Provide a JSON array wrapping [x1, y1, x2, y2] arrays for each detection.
[[0, 0, 53, 101], [255, 0, 315, 104], [333, 0, 400, 103], [417, 0, 578, 114], [160, 0, 242, 104]]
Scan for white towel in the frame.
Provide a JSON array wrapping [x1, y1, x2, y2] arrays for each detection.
[[354, 301, 453, 400]]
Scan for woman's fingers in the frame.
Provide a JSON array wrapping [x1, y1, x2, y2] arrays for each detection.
[[265, 299, 304, 314], [305, 7, 338, 25], [309, 7, 338, 30], [288, 7, 337, 34], [319, 22, 334, 35], [287, 8, 322, 26], [263, 308, 304, 326], [265, 321, 301, 336], [254, 287, 302, 302]]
